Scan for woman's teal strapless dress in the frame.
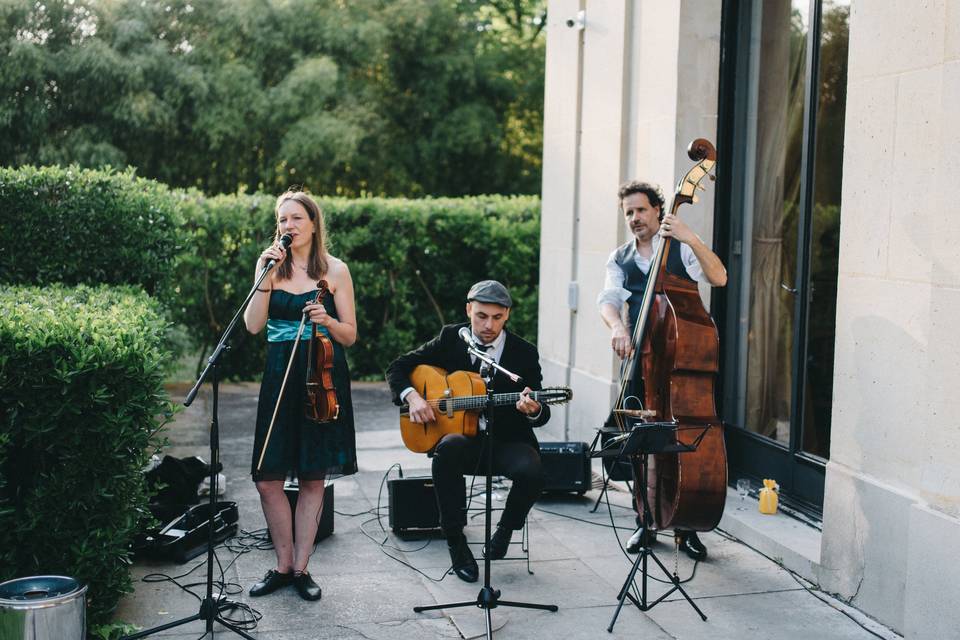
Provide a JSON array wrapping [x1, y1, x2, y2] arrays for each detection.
[[251, 289, 358, 481]]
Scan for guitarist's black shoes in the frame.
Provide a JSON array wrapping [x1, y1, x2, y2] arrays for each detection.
[[678, 531, 708, 561], [483, 525, 513, 560], [447, 533, 479, 582]]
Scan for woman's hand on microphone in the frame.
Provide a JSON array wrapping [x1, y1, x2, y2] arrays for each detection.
[[258, 241, 286, 271]]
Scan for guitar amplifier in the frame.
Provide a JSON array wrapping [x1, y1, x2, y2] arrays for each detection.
[[388, 475, 465, 534], [277, 480, 334, 543], [539, 441, 592, 495]]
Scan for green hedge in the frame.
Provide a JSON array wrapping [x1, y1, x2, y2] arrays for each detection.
[[0, 165, 183, 300], [0, 285, 173, 627], [174, 194, 541, 380], [0, 166, 541, 380]]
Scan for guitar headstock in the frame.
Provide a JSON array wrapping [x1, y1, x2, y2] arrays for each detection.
[[539, 387, 573, 405]]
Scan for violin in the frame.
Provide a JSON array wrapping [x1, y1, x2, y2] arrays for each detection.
[[304, 279, 339, 423]]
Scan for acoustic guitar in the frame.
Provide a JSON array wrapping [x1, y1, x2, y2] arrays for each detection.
[[399, 365, 573, 453]]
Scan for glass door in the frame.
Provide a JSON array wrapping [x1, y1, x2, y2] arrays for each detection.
[[716, 0, 848, 513]]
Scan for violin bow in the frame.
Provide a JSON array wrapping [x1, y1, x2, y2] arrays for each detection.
[[256, 308, 310, 472]]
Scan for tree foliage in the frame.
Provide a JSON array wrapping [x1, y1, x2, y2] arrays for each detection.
[[0, 0, 547, 197]]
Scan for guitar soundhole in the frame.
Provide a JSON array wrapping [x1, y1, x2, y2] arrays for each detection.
[[438, 400, 447, 413]]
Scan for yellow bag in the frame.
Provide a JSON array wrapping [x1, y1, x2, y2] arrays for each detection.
[[759, 479, 779, 514]]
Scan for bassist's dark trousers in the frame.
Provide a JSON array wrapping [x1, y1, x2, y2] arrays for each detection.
[[433, 433, 544, 535]]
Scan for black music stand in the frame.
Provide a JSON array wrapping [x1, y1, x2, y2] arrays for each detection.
[[591, 421, 709, 632], [412, 356, 557, 639]]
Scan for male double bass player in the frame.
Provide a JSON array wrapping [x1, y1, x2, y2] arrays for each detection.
[[597, 180, 727, 560], [386, 280, 550, 582]]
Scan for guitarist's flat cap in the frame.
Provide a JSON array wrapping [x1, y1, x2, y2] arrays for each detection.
[[466, 280, 513, 308]]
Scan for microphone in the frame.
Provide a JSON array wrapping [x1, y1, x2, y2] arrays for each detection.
[[264, 234, 293, 271], [458, 326, 479, 349]]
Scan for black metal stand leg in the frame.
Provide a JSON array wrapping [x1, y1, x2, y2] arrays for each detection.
[[590, 475, 611, 513], [412, 369, 557, 639], [608, 545, 646, 632], [606, 455, 707, 633]]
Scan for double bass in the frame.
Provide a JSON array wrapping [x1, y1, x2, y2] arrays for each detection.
[[611, 138, 727, 533]]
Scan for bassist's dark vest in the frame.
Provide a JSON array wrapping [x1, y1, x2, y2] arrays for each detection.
[[615, 239, 692, 333], [603, 239, 694, 480]]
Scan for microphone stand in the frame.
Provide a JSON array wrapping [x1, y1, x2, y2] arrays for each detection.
[[123, 261, 279, 640], [413, 347, 558, 639]]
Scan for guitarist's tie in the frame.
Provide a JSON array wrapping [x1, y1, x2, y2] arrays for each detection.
[[471, 343, 493, 372]]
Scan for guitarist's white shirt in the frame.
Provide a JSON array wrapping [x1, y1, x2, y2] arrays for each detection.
[[468, 329, 506, 366]]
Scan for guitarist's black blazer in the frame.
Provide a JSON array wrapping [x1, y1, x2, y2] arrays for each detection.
[[385, 322, 551, 449]]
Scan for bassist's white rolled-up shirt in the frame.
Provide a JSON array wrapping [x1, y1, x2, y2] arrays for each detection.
[[596, 234, 708, 312]]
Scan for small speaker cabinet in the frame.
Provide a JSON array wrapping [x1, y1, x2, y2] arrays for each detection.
[[388, 475, 464, 535], [281, 480, 334, 543], [539, 441, 592, 495]]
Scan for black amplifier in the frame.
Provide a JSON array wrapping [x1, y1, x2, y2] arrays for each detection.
[[282, 480, 334, 543], [388, 475, 464, 535], [539, 441, 591, 495]]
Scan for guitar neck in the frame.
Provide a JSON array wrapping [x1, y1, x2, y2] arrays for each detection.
[[448, 390, 551, 412]]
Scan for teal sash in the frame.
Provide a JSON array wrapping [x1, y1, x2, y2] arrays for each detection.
[[266, 319, 330, 343]]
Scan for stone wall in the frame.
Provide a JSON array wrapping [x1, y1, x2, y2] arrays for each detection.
[[820, 2, 960, 636]]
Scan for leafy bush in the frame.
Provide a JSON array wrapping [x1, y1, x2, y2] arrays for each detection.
[[174, 194, 541, 380], [0, 165, 183, 301], [0, 285, 174, 626]]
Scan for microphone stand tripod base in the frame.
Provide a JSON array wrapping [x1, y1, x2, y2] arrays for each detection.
[[411, 360, 557, 640]]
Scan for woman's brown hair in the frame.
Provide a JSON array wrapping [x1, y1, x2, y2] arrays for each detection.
[[273, 190, 329, 281]]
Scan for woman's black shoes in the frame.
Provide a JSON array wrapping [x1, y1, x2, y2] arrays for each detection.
[[249, 569, 322, 600], [249, 569, 293, 596], [293, 571, 322, 601]]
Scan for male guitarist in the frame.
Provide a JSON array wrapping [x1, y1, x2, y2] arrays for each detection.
[[386, 280, 550, 583]]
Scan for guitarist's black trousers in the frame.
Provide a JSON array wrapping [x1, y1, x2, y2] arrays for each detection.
[[432, 433, 544, 535]]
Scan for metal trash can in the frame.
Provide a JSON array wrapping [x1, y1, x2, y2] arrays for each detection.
[[0, 576, 87, 640]]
